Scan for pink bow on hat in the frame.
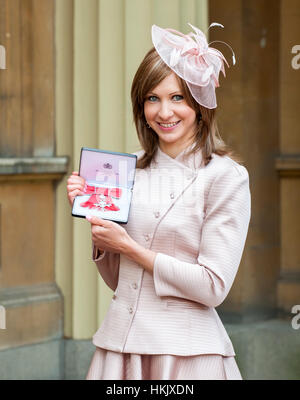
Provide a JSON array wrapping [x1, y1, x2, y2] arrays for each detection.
[[152, 23, 236, 109]]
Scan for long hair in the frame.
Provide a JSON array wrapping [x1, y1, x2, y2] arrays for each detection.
[[131, 47, 242, 169]]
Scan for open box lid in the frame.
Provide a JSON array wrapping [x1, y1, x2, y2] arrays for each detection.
[[79, 147, 137, 189]]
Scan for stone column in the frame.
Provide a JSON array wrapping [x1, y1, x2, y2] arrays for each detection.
[[209, 0, 281, 322], [0, 0, 67, 365], [276, 0, 300, 318]]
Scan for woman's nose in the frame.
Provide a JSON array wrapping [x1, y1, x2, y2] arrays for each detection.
[[158, 101, 174, 120]]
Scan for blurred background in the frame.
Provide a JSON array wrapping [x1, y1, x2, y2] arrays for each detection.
[[0, 0, 299, 380]]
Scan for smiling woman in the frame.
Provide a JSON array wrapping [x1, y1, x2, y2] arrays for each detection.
[[144, 73, 197, 158], [68, 22, 251, 381]]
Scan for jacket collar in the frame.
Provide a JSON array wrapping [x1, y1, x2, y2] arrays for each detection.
[[154, 142, 203, 172]]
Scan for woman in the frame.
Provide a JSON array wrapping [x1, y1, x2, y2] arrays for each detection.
[[67, 23, 251, 380]]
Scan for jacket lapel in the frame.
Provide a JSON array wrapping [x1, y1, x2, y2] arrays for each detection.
[[147, 144, 204, 231], [126, 144, 204, 249]]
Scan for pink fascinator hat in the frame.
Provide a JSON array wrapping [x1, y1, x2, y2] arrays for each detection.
[[151, 23, 236, 109]]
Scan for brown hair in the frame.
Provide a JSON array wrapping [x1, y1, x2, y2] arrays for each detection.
[[131, 47, 242, 169]]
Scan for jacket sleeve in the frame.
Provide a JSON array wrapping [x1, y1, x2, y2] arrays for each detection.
[[153, 163, 251, 308], [92, 245, 120, 291]]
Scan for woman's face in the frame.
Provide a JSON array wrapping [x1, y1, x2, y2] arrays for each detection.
[[144, 72, 197, 157]]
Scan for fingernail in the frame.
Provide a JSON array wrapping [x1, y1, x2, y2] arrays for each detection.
[[86, 215, 92, 221]]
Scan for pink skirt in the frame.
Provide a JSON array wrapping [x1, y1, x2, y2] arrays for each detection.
[[86, 347, 242, 380]]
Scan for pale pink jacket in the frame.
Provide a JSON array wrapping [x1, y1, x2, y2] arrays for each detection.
[[91, 144, 251, 356]]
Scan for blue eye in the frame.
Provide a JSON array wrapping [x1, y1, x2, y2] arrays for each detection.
[[172, 95, 183, 101], [148, 95, 158, 102]]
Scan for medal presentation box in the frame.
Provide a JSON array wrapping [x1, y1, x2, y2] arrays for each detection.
[[72, 147, 137, 224]]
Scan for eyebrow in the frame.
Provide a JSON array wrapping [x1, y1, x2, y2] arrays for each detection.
[[147, 91, 182, 96]]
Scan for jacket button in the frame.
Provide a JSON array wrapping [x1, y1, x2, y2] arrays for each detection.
[[129, 307, 133, 314], [132, 283, 138, 290], [112, 294, 117, 300], [170, 192, 175, 199], [144, 234, 150, 241], [154, 211, 160, 218]]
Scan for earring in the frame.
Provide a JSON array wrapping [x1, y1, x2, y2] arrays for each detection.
[[145, 121, 151, 129]]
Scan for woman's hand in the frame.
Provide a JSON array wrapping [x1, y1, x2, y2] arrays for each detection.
[[87, 215, 156, 273], [86, 215, 133, 254], [67, 171, 86, 206], [87, 215, 157, 273]]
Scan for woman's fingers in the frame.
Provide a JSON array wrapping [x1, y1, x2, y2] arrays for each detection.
[[67, 183, 85, 192], [68, 189, 84, 205], [67, 178, 85, 190], [67, 176, 85, 184], [67, 172, 86, 206], [68, 188, 84, 198]]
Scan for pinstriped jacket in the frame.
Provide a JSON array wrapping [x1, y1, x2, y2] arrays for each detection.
[[91, 143, 251, 356]]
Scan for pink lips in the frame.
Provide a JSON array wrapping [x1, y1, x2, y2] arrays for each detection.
[[156, 121, 181, 132]]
